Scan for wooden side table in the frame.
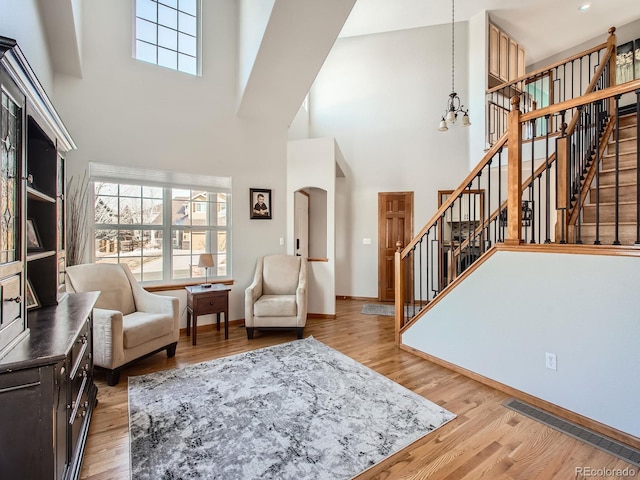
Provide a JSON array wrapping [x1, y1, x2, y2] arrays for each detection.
[[185, 284, 231, 346]]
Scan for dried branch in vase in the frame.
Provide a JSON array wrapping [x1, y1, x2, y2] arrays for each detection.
[[66, 171, 89, 266]]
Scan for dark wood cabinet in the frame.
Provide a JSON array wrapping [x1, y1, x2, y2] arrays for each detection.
[[0, 37, 75, 356], [0, 37, 94, 480], [0, 292, 99, 480]]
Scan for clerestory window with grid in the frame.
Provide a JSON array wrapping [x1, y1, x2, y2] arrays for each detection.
[[134, 0, 200, 75]]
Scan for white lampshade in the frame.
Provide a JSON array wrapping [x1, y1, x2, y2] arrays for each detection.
[[198, 253, 214, 268], [438, 119, 449, 132], [461, 113, 471, 127], [446, 110, 456, 124]]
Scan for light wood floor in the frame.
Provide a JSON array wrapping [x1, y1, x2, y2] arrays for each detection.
[[80, 299, 638, 480]]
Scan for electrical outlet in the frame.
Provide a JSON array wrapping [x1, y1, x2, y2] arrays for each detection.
[[545, 352, 557, 371]]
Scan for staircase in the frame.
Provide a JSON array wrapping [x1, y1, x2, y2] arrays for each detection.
[[395, 27, 640, 334], [581, 112, 638, 245]]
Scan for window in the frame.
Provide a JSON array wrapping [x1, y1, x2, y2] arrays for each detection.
[[134, 0, 199, 75], [91, 163, 230, 283]]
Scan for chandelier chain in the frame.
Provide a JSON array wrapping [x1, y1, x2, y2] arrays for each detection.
[[451, 0, 455, 93]]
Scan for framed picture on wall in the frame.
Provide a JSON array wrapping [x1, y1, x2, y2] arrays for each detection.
[[250, 188, 272, 219]]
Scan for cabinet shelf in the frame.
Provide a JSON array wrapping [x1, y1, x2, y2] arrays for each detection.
[[27, 186, 56, 203], [27, 250, 56, 262]]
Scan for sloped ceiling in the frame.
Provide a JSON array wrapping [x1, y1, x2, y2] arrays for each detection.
[[37, 0, 83, 77], [237, 0, 357, 126]]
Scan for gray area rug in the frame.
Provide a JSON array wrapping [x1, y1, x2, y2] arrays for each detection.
[[128, 337, 455, 480], [361, 303, 396, 316]]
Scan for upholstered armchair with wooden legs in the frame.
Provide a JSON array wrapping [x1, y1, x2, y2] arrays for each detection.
[[245, 255, 308, 339], [65, 263, 179, 386]]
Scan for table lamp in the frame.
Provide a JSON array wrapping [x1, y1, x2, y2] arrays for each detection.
[[198, 253, 214, 288]]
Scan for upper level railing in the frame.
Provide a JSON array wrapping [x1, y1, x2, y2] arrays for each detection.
[[486, 28, 616, 148], [396, 27, 640, 338]]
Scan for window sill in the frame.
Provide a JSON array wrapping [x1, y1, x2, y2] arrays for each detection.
[[144, 279, 234, 293]]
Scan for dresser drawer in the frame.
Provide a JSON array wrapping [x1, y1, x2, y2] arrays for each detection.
[[70, 318, 90, 380], [193, 292, 227, 315]]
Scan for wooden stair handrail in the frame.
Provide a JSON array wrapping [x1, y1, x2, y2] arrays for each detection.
[[454, 152, 558, 254], [402, 133, 508, 257], [521, 78, 640, 124]]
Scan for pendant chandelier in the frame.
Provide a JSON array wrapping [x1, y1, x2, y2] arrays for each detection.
[[438, 0, 470, 131]]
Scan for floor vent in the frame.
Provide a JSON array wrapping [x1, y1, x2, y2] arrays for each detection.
[[503, 398, 640, 467]]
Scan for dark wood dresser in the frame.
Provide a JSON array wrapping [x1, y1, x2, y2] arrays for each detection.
[[0, 292, 99, 480]]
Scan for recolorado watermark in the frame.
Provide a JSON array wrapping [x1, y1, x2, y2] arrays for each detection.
[[576, 466, 637, 477]]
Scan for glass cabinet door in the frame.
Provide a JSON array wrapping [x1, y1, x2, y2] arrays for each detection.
[[1, 89, 20, 266], [0, 83, 26, 356]]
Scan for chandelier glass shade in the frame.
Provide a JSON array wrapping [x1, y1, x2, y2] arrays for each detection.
[[438, 0, 470, 132]]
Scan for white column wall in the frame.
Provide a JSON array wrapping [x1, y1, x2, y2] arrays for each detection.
[[310, 24, 471, 298], [287, 137, 336, 315]]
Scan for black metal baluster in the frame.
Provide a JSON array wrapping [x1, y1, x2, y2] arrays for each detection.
[[614, 94, 621, 245], [498, 147, 504, 242], [449, 208, 454, 286], [530, 118, 536, 243], [486, 159, 492, 250], [537, 173, 542, 244], [404, 250, 410, 325], [418, 237, 423, 309], [545, 114, 551, 243], [425, 230, 430, 304], [595, 100, 602, 245], [464, 186, 470, 273]]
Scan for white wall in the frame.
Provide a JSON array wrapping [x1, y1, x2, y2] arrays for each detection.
[[468, 11, 488, 166], [404, 250, 640, 438], [52, 0, 289, 324], [310, 24, 472, 298], [0, 0, 54, 93]]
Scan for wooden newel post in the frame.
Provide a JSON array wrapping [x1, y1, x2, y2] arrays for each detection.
[[556, 121, 569, 243], [394, 241, 404, 346], [506, 95, 523, 245]]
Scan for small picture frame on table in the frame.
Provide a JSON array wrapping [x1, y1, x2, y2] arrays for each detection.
[[26, 279, 40, 310], [26, 218, 43, 251], [250, 188, 272, 220]]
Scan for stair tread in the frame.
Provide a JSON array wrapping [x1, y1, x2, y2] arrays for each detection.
[[599, 165, 638, 173], [604, 148, 637, 155], [608, 136, 637, 142], [583, 201, 637, 207], [580, 221, 636, 227]]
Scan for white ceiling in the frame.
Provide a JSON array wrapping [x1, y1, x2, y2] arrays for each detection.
[[340, 0, 640, 64]]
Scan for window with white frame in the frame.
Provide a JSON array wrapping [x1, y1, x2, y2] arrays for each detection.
[[90, 163, 230, 283], [134, 0, 200, 75]]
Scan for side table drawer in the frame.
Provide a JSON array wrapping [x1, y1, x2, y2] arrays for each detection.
[[193, 293, 227, 315]]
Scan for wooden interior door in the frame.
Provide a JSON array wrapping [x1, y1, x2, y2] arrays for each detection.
[[378, 192, 413, 302]]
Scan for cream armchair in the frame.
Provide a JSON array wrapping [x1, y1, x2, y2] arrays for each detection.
[[245, 255, 308, 339], [65, 263, 179, 386]]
